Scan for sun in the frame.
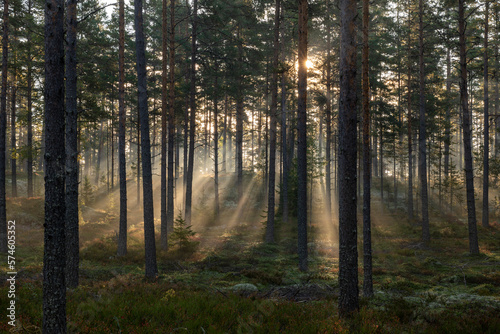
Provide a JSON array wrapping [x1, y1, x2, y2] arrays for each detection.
[[306, 60, 313, 68]]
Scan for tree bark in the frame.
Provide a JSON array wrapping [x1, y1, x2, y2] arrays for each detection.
[[185, 0, 197, 225], [236, 26, 244, 202], [65, 0, 79, 289], [214, 64, 220, 216], [325, 0, 332, 225], [10, 67, 16, 197], [362, 0, 372, 298], [458, 0, 479, 254], [167, 0, 176, 233], [482, 0, 489, 228], [43, 0, 67, 329], [117, 0, 127, 257], [338, 0, 359, 317], [161, 0, 168, 249], [266, 0, 280, 244], [407, 0, 413, 220], [297, 0, 308, 272], [0, 0, 8, 253], [281, 6, 289, 224], [27, 0, 33, 198], [418, 0, 429, 242], [135, 0, 158, 277], [444, 48, 451, 179]]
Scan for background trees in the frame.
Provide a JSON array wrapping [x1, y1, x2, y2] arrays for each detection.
[[1, 0, 498, 325]]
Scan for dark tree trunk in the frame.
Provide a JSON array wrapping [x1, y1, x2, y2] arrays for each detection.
[[338, 0, 359, 317], [27, 0, 33, 198], [223, 93, 227, 173], [236, 26, 244, 202], [483, 0, 489, 228], [444, 48, 451, 179], [495, 7, 499, 157], [281, 7, 289, 224], [167, 0, 176, 233], [362, 0, 372, 298], [65, 0, 79, 289], [185, 0, 197, 225], [297, 0, 308, 272], [161, 0, 168, 249], [418, 0, 429, 242], [135, 0, 158, 277], [117, 0, 127, 257], [214, 65, 220, 216], [96, 121, 104, 185], [0, 0, 8, 253], [407, 3, 413, 220], [43, 0, 67, 329], [10, 74, 16, 197], [266, 0, 280, 244], [459, 0, 479, 254], [325, 0, 332, 225]]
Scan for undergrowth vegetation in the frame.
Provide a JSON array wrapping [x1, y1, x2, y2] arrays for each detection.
[[1, 196, 499, 333]]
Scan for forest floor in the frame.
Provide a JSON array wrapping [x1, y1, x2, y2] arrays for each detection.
[[1, 193, 500, 333]]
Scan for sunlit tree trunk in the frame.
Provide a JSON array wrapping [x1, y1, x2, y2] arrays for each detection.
[[338, 0, 359, 317], [161, 0, 168, 249], [458, 0, 479, 254]]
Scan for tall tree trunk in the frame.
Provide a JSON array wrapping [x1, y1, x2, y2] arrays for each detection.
[[117, 0, 127, 257], [362, 0, 372, 298], [482, 0, 489, 228], [43, 0, 67, 329], [266, 0, 280, 244], [10, 64, 16, 197], [444, 48, 451, 179], [325, 0, 332, 225], [27, 0, 33, 198], [459, 0, 479, 254], [495, 7, 499, 157], [407, 1, 413, 219], [65, 0, 79, 289], [281, 7, 289, 224], [167, 0, 176, 233], [214, 64, 220, 216], [297, 0, 308, 272], [236, 26, 244, 202], [338, 0, 359, 317], [0, 0, 8, 253], [185, 0, 197, 225], [418, 0, 429, 242], [161, 0, 168, 250], [135, 0, 158, 277]]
